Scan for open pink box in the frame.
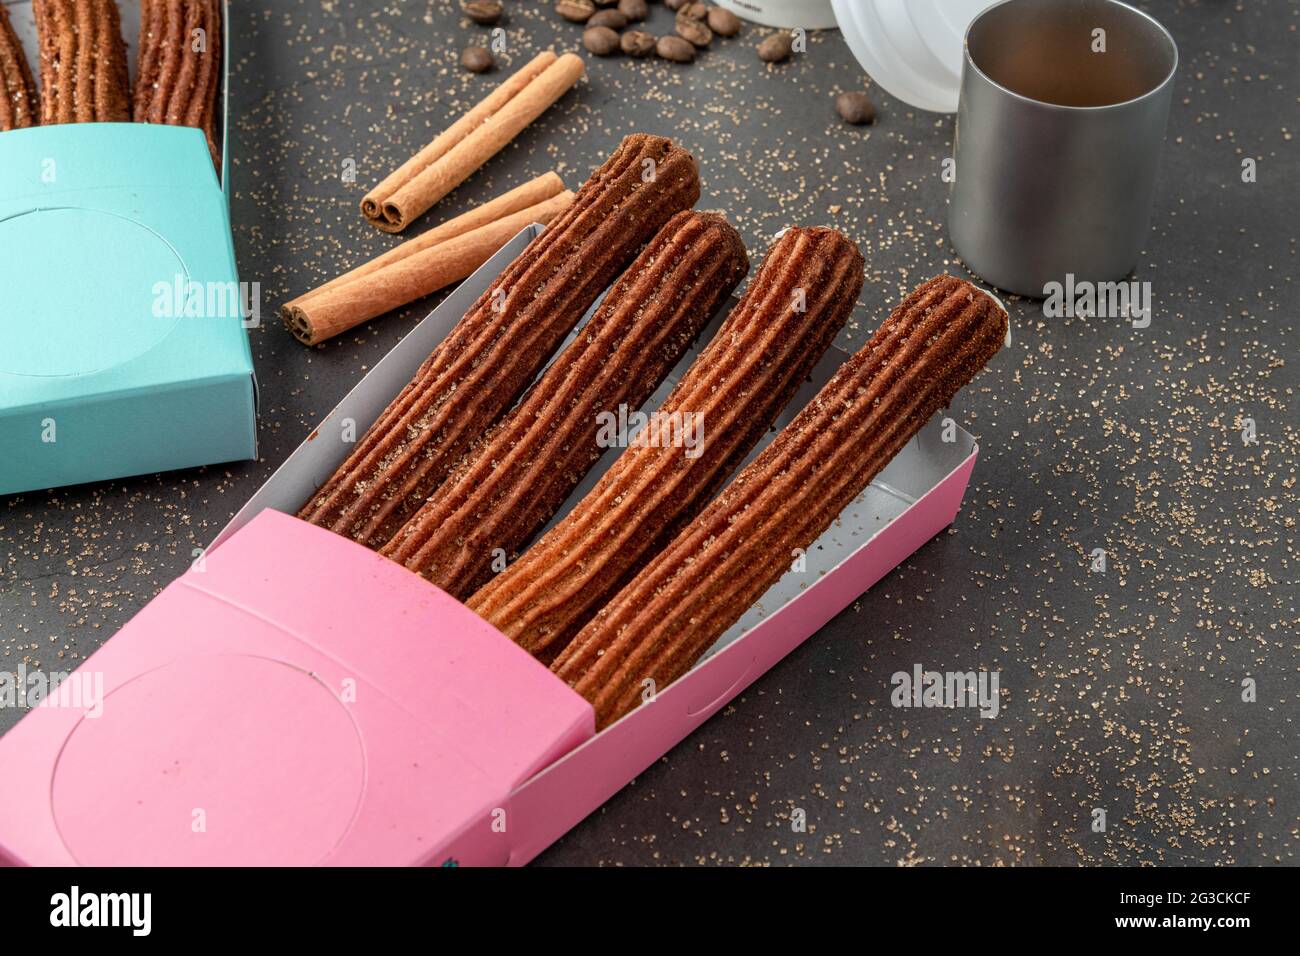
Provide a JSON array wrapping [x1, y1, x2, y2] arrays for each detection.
[[0, 226, 983, 866]]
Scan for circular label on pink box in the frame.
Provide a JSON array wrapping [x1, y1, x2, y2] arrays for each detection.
[[51, 654, 365, 866]]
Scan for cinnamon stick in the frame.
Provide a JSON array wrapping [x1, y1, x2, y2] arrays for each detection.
[[289, 172, 565, 311], [283, 190, 574, 346], [362, 51, 585, 233]]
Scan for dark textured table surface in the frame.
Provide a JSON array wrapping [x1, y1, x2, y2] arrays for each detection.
[[2, 0, 1296, 866]]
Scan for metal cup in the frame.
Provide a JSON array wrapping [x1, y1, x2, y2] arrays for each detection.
[[948, 0, 1178, 297]]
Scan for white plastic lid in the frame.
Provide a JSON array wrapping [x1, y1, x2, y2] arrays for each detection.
[[831, 0, 997, 113], [715, 0, 839, 30]]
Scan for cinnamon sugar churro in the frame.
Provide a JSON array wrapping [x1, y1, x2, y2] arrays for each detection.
[[34, 0, 131, 124], [298, 134, 701, 549], [0, 3, 37, 131], [382, 210, 749, 598], [554, 276, 1008, 729], [468, 226, 864, 658], [133, 0, 222, 168]]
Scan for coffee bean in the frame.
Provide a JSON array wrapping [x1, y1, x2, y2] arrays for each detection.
[[656, 34, 696, 63], [836, 91, 876, 125], [757, 32, 793, 62], [676, 13, 713, 47], [461, 0, 502, 25], [461, 46, 494, 72], [681, 2, 708, 19], [588, 8, 627, 28], [664, 0, 689, 11], [707, 7, 740, 36], [556, 0, 594, 22], [621, 29, 657, 57], [618, 0, 648, 21], [593, 0, 619, 5], [583, 25, 621, 55]]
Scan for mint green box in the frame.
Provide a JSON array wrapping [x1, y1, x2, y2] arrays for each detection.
[[0, 1, 254, 495]]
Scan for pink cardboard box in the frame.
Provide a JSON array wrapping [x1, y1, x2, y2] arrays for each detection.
[[0, 226, 987, 866]]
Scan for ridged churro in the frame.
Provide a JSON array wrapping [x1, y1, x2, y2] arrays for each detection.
[[383, 210, 749, 598], [134, 0, 222, 168], [0, 4, 37, 131], [34, 0, 131, 124], [554, 275, 1008, 729], [298, 134, 702, 548], [468, 226, 864, 657]]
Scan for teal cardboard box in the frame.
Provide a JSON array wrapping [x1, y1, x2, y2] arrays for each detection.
[[0, 0, 255, 496]]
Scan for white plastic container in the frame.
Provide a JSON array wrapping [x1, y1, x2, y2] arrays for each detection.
[[831, 0, 996, 112], [715, 0, 837, 30], [718, 0, 996, 113]]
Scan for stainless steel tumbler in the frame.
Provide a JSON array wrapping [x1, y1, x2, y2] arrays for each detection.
[[949, 0, 1178, 297]]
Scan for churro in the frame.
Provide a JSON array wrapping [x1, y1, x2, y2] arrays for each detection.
[[0, 3, 37, 131], [298, 134, 701, 548], [383, 210, 749, 598], [34, 0, 131, 124], [134, 0, 222, 168], [554, 275, 1008, 728], [468, 226, 864, 657]]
